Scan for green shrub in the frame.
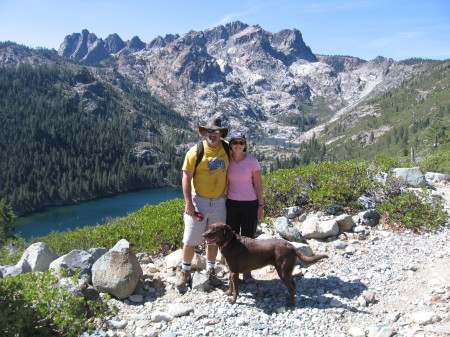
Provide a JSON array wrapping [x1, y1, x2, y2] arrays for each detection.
[[0, 270, 113, 337], [371, 154, 399, 174], [0, 236, 28, 265], [420, 144, 450, 174], [35, 198, 185, 257], [305, 161, 371, 209], [378, 189, 448, 231], [263, 160, 372, 216], [263, 167, 310, 215]]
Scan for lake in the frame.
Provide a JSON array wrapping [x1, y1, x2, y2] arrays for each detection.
[[13, 187, 183, 240]]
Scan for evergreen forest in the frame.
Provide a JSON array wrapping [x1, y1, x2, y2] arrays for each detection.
[[0, 63, 192, 214]]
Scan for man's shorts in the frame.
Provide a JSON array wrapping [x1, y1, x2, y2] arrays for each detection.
[[183, 194, 226, 246]]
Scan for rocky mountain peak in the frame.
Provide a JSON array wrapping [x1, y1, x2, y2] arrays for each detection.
[[104, 33, 126, 54], [58, 30, 146, 64], [128, 36, 146, 51], [224, 20, 250, 36], [148, 34, 180, 48], [52, 22, 416, 140], [271, 28, 317, 64]]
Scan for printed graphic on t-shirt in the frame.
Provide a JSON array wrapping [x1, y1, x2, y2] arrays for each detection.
[[208, 158, 226, 173]]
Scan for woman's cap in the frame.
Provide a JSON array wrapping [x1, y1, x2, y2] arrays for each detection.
[[229, 131, 246, 142]]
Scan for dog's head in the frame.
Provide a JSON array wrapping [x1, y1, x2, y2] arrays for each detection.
[[203, 222, 234, 246]]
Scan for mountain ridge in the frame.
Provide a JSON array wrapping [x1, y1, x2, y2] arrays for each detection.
[[0, 22, 448, 214], [53, 21, 416, 140]]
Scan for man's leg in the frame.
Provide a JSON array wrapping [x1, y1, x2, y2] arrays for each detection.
[[176, 244, 195, 290], [183, 244, 196, 262], [205, 243, 223, 286], [206, 244, 218, 262], [205, 196, 227, 286]]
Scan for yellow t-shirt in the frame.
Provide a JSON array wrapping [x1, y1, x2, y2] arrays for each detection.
[[182, 141, 229, 198]]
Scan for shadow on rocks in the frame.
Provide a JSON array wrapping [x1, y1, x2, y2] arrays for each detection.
[[228, 275, 368, 314]]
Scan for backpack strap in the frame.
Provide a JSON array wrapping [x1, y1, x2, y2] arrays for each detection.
[[221, 140, 230, 161], [194, 141, 204, 171]]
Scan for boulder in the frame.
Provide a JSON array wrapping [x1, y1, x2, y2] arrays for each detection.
[[281, 206, 304, 219], [87, 247, 107, 262], [335, 214, 356, 231], [274, 217, 307, 243], [323, 204, 343, 215], [49, 249, 96, 280], [191, 271, 210, 292], [356, 194, 377, 209], [92, 247, 143, 299], [19, 242, 58, 272], [356, 209, 380, 227], [300, 218, 339, 239], [164, 249, 206, 270], [1, 259, 31, 277], [290, 241, 313, 257], [425, 172, 450, 184], [392, 167, 427, 187], [110, 239, 130, 252]]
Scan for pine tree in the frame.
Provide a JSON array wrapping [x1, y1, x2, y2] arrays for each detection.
[[0, 199, 16, 244], [427, 117, 448, 147]]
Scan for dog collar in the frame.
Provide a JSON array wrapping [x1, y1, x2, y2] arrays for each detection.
[[220, 235, 234, 249]]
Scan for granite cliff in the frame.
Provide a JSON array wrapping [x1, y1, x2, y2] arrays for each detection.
[[55, 21, 415, 141]]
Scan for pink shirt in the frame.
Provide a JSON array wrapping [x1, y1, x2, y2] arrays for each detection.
[[227, 155, 261, 201]]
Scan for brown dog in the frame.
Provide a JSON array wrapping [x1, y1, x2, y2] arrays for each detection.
[[203, 222, 328, 306]]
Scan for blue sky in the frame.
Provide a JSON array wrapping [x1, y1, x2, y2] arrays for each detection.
[[1, 0, 449, 61]]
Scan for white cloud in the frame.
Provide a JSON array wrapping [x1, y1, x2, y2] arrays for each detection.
[[216, 11, 247, 26], [365, 31, 422, 47]]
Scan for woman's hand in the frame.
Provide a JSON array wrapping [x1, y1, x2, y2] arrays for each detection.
[[257, 206, 263, 221]]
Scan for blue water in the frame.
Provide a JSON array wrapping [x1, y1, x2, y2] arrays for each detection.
[[13, 187, 183, 240]]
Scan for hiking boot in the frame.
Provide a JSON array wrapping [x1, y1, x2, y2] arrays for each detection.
[[175, 270, 191, 290], [243, 272, 255, 284], [206, 268, 223, 287]]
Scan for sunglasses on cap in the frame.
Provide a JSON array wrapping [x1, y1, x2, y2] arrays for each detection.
[[205, 129, 220, 134], [231, 141, 246, 145]]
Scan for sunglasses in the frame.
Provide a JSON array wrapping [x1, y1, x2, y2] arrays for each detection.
[[205, 129, 220, 134], [231, 141, 246, 145]]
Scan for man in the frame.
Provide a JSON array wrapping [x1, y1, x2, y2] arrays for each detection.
[[176, 117, 230, 290]]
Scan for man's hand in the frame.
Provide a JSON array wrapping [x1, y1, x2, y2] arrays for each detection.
[[185, 202, 195, 216]]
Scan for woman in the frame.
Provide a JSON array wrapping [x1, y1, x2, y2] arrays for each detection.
[[226, 131, 264, 282]]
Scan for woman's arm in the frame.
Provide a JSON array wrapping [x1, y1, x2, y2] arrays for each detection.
[[253, 169, 264, 221]]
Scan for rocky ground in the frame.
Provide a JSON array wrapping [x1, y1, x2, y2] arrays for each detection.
[[85, 184, 450, 337]]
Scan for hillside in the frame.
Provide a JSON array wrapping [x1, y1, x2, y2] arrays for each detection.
[[297, 59, 450, 170], [253, 59, 450, 174], [1, 22, 449, 215], [0, 45, 192, 214]]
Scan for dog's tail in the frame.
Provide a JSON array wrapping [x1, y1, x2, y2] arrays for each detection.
[[295, 251, 328, 265]]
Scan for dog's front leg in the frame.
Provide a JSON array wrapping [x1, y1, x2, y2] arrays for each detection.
[[225, 277, 233, 296], [228, 272, 239, 304]]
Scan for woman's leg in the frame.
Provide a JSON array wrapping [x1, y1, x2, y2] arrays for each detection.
[[226, 199, 242, 234], [240, 200, 259, 238]]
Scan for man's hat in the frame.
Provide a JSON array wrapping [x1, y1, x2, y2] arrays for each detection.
[[198, 117, 228, 138]]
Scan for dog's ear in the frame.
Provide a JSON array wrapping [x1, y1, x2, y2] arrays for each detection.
[[223, 224, 233, 239]]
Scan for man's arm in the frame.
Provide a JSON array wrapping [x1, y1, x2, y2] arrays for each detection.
[[182, 170, 195, 216]]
